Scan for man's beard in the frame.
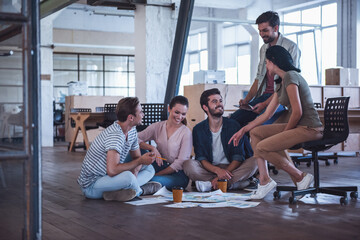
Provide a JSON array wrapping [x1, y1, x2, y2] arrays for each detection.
[[263, 35, 275, 44], [209, 107, 223, 118]]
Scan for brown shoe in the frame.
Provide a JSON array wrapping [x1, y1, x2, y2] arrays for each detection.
[[103, 189, 136, 201]]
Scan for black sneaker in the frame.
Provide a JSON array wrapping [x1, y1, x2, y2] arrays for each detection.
[[141, 181, 162, 195]]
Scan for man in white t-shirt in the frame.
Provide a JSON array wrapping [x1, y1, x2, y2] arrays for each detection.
[[78, 97, 161, 201], [183, 88, 258, 192]]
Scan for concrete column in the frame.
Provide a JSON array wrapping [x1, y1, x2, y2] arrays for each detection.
[[134, 1, 175, 103], [337, 0, 358, 68], [207, 9, 218, 70], [40, 14, 57, 147]]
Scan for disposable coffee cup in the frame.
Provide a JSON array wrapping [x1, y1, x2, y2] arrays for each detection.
[[172, 186, 183, 203], [217, 179, 227, 193]]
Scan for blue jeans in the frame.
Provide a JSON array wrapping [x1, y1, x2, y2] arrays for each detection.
[[230, 93, 285, 128], [81, 164, 155, 198], [151, 161, 189, 190]]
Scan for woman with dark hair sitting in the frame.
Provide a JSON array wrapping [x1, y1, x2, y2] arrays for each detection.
[[138, 96, 192, 190], [229, 45, 323, 200]]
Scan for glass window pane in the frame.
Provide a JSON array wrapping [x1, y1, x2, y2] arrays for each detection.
[[236, 25, 251, 42], [284, 11, 301, 34], [0, 51, 22, 69], [0, 0, 21, 13], [223, 26, 236, 45], [0, 42, 24, 151], [128, 88, 135, 97], [302, 7, 320, 25], [129, 56, 135, 71], [105, 55, 128, 71], [200, 50, 208, 70], [189, 34, 199, 51], [105, 72, 128, 87], [53, 54, 78, 70], [129, 73, 135, 88], [200, 32, 207, 50], [224, 46, 236, 68], [322, 3, 337, 26], [300, 32, 318, 85], [80, 71, 103, 87], [224, 68, 237, 84], [79, 55, 103, 71], [105, 88, 128, 97], [237, 45, 251, 85], [321, 27, 337, 83], [53, 71, 78, 86], [53, 87, 68, 102], [182, 54, 189, 74], [87, 87, 103, 96], [0, 69, 22, 85]]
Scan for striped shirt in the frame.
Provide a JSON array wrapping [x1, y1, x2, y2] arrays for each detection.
[[77, 121, 139, 188]]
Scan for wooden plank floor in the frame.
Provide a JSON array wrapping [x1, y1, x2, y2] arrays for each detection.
[[2, 145, 360, 239]]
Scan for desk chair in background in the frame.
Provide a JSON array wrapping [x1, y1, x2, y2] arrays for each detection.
[[136, 103, 168, 132], [97, 103, 117, 129], [274, 97, 358, 205]]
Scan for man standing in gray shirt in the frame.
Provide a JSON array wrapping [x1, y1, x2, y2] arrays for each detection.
[[231, 11, 301, 128]]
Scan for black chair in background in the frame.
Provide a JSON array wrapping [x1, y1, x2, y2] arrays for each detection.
[[97, 103, 117, 129], [53, 101, 65, 141], [274, 97, 358, 205], [136, 103, 168, 132]]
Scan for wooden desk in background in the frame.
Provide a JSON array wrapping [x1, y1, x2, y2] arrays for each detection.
[[68, 112, 104, 152]]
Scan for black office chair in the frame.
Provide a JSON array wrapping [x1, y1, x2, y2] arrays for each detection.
[[136, 103, 168, 132], [273, 97, 358, 205], [53, 102, 65, 141], [97, 103, 117, 129], [291, 102, 338, 167]]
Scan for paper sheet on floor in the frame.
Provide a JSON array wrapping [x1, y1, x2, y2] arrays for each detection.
[[154, 186, 252, 202], [125, 197, 169, 206]]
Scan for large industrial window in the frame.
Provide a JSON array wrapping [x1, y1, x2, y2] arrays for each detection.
[[280, 1, 337, 85], [179, 31, 208, 94], [53, 53, 135, 105], [221, 24, 251, 85]]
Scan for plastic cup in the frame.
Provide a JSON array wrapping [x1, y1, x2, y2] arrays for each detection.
[[172, 186, 183, 203], [217, 179, 227, 193]]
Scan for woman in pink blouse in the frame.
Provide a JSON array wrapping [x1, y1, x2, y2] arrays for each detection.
[[138, 96, 192, 190]]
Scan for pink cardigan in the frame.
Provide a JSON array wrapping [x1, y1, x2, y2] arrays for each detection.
[[138, 121, 192, 171]]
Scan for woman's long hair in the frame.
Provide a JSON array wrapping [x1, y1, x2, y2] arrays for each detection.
[[266, 45, 300, 83]]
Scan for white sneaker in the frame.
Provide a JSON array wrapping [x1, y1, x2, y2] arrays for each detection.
[[297, 173, 314, 190], [250, 179, 277, 200], [195, 181, 212, 192], [296, 173, 314, 200]]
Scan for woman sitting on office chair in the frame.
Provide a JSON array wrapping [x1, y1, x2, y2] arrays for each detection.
[[138, 96, 192, 190], [229, 45, 323, 200]]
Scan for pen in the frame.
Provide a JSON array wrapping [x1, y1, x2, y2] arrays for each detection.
[[156, 157, 167, 161]]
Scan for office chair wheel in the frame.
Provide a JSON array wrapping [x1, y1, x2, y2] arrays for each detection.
[[272, 169, 278, 175], [340, 197, 348, 205], [350, 191, 358, 199], [289, 196, 297, 204], [334, 159, 338, 164], [310, 192, 317, 198], [273, 191, 281, 199], [306, 162, 311, 167], [325, 160, 330, 166]]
